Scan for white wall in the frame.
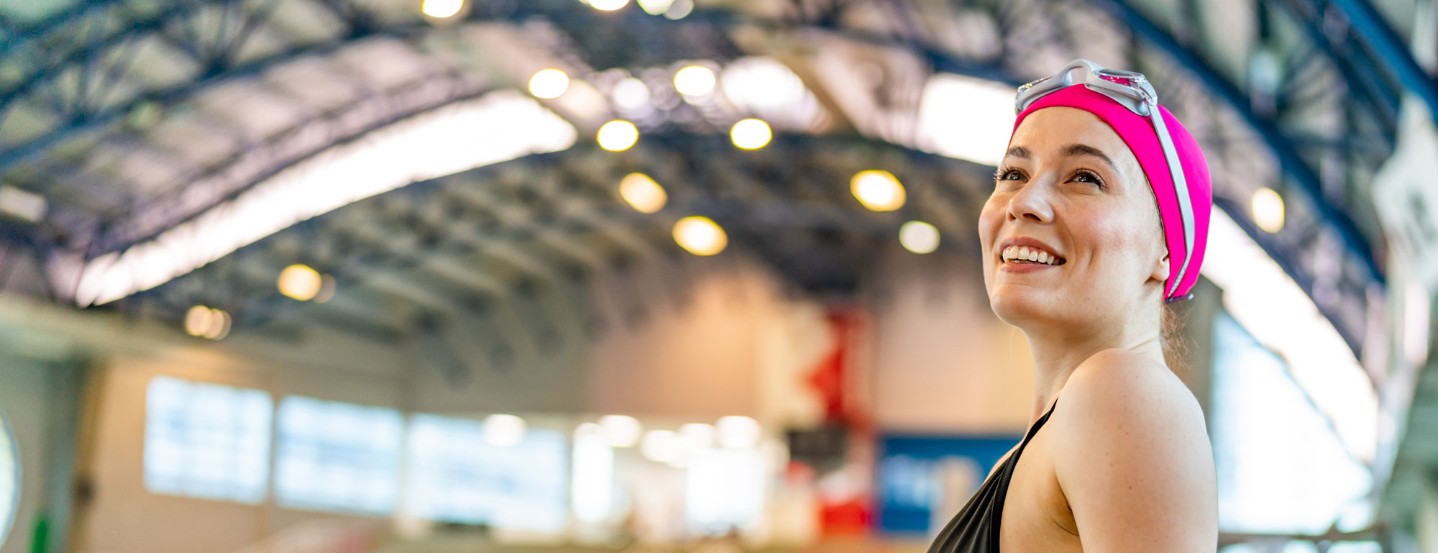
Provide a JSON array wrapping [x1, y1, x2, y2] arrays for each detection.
[[868, 250, 1034, 433]]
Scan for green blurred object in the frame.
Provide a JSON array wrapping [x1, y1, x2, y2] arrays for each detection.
[[29, 513, 47, 553]]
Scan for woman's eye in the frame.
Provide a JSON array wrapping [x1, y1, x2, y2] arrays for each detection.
[[1071, 170, 1104, 187], [994, 168, 1026, 181]]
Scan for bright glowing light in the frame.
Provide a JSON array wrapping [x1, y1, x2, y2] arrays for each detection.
[[679, 423, 716, 449], [899, 220, 940, 254], [637, 0, 675, 14], [184, 305, 212, 337], [528, 68, 570, 100], [74, 92, 576, 306], [572, 429, 614, 522], [851, 169, 906, 212], [917, 74, 1015, 165], [673, 216, 728, 256], [729, 118, 772, 150], [674, 65, 717, 97], [588, 0, 629, 11], [1251, 186, 1286, 233], [421, 0, 464, 18], [184, 305, 230, 340], [598, 415, 642, 448], [720, 57, 824, 128], [716, 416, 760, 449], [687, 449, 764, 529], [612, 77, 652, 110], [663, 0, 692, 19], [575, 422, 602, 438], [277, 264, 323, 301], [618, 173, 667, 214], [483, 414, 527, 447], [640, 430, 681, 463], [1201, 210, 1376, 461], [597, 120, 639, 152]]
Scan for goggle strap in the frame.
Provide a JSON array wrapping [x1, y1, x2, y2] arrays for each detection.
[[1149, 108, 1196, 298]]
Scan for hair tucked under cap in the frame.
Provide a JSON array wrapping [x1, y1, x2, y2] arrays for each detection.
[[1011, 84, 1212, 301]]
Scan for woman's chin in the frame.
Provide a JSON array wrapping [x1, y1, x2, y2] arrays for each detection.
[[988, 293, 1056, 326]]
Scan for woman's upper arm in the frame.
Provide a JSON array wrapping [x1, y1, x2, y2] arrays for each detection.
[[1052, 350, 1218, 552]]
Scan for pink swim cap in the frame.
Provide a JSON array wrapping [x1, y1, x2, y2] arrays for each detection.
[[1012, 84, 1212, 302]]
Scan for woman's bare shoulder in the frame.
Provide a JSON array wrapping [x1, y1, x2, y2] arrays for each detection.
[[1046, 349, 1217, 551], [1053, 348, 1210, 461], [1060, 349, 1201, 416]]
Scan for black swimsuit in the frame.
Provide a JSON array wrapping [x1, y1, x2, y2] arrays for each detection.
[[926, 400, 1059, 553]]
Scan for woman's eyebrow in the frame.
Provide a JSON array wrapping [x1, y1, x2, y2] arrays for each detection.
[[1062, 143, 1117, 170], [1005, 146, 1030, 159]]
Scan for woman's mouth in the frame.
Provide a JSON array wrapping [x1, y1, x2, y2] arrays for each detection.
[[1000, 245, 1066, 266]]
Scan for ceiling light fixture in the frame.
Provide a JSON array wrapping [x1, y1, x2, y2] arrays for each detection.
[[673, 216, 727, 256], [612, 77, 652, 110], [663, 0, 693, 19], [597, 120, 640, 152], [729, 118, 772, 150], [528, 68, 571, 100], [618, 173, 667, 214], [277, 264, 323, 301], [899, 220, 940, 254], [184, 305, 231, 340], [851, 169, 906, 212], [673, 65, 717, 97], [421, 0, 464, 19], [637, 0, 675, 15], [588, 0, 630, 12], [1251, 186, 1285, 233]]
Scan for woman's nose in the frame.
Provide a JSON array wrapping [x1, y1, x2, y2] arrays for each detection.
[[1006, 178, 1055, 223]]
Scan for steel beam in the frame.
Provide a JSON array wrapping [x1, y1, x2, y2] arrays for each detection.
[[1091, 0, 1383, 286], [1329, 0, 1438, 129]]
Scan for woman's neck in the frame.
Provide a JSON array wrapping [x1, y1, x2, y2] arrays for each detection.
[[1020, 313, 1165, 424]]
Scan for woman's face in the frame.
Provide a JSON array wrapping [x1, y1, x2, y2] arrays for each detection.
[[978, 107, 1169, 330]]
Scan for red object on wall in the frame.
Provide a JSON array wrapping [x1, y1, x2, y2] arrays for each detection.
[[805, 309, 875, 536], [807, 311, 862, 423]]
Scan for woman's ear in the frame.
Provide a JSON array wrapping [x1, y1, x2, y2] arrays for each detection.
[[1151, 253, 1171, 283]]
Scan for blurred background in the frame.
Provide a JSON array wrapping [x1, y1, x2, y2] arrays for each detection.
[[0, 0, 1433, 551]]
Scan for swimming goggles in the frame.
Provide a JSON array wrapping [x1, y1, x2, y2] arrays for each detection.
[[1014, 59, 1196, 302]]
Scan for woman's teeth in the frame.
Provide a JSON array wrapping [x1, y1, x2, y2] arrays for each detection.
[[1001, 245, 1064, 266]]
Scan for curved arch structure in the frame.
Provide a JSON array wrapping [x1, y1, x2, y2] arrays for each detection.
[[0, 0, 1416, 355]]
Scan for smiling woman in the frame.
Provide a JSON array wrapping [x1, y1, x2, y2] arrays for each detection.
[[929, 59, 1217, 553]]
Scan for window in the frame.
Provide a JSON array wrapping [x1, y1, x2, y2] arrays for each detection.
[[686, 448, 765, 533], [1211, 313, 1372, 534], [275, 396, 403, 514], [405, 414, 567, 532], [144, 376, 272, 503], [0, 415, 17, 545]]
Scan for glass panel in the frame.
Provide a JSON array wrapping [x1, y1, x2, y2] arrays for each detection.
[[404, 414, 567, 533], [143, 376, 272, 503], [1210, 313, 1372, 534], [275, 396, 403, 514]]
